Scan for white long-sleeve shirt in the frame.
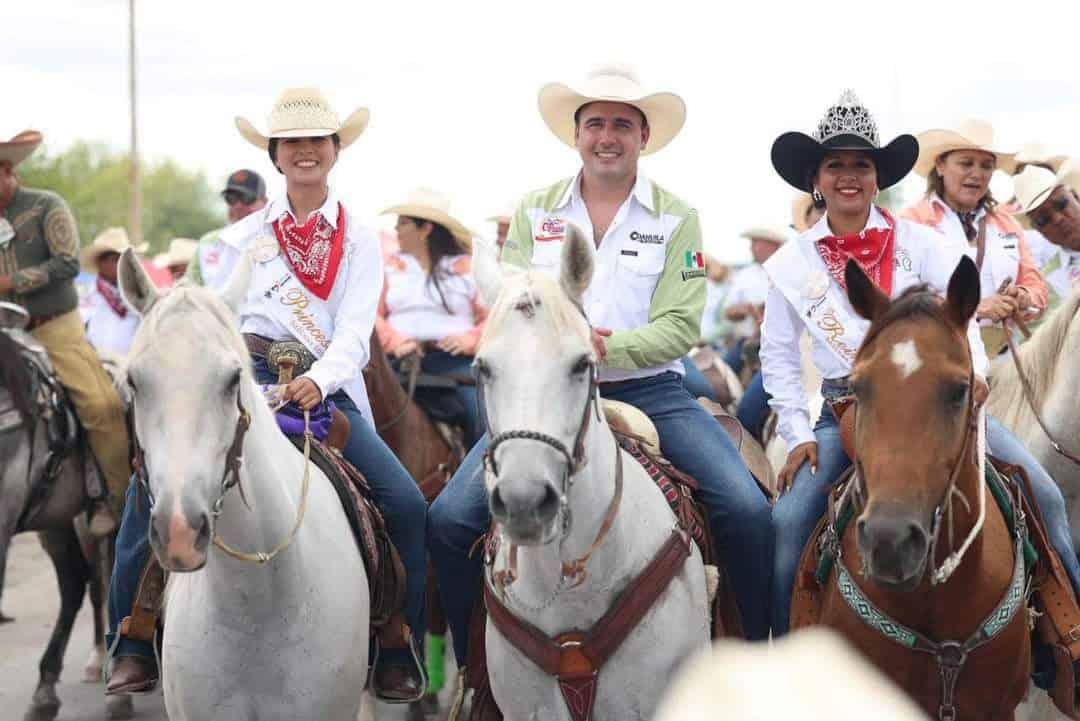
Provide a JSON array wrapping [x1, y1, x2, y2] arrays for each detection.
[[761, 207, 988, 451], [217, 188, 382, 414]]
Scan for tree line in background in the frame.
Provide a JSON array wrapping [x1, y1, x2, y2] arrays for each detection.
[[18, 141, 224, 255]]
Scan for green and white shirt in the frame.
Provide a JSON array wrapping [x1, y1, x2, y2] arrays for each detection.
[[501, 172, 704, 382]]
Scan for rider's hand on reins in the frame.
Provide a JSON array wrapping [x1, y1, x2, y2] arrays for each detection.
[[778, 441, 817, 494], [436, 334, 472, 356], [591, 327, 612, 361], [392, 339, 423, 359], [975, 293, 1019, 323], [284, 377, 323, 411]]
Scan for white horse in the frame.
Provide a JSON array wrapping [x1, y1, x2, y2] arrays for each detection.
[[988, 289, 1080, 550], [653, 627, 928, 721], [471, 227, 709, 721], [117, 251, 369, 721]]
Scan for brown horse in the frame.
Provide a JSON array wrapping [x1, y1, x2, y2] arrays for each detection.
[[362, 332, 462, 502], [798, 257, 1032, 720]]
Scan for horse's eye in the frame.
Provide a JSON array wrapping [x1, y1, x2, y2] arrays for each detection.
[[126, 375, 137, 393], [226, 368, 241, 392], [571, 355, 591, 376], [944, 383, 969, 409]]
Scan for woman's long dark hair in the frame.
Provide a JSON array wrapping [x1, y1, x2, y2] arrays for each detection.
[[407, 217, 467, 313], [0, 330, 37, 441]]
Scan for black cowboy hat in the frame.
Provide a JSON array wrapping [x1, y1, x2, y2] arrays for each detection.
[[771, 90, 918, 193]]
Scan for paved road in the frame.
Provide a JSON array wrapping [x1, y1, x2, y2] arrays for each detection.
[[0, 533, 453, 720]]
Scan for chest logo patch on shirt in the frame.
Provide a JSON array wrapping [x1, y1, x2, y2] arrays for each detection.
[[682, 250, 705, 280], [630, 230, 664, 244], [620, 249, 638, 257], [535, 217, 566, 243]]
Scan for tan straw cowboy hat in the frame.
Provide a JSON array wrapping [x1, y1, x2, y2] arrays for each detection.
[[79, 227, 148, 271], [382, 188, 474, 250], [0, 130, 43, 167], [1012, 165, 1062, 214], [235, 87, 369, 151], [153, 238, 199, 269], [739, 225, 791, 245], [913, 118, 1016, 177], [1015, 142, 1068, 173], [538, 64, 686, 155]]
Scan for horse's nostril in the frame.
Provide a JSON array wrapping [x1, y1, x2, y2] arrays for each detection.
[[193, 513, 211, 551], [901, 522, 928, 558], [538, 484, 561, 520]]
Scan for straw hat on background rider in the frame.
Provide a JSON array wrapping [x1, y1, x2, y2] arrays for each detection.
[[903, 119, 1047, 356], [1013, 164, 1080, 310]]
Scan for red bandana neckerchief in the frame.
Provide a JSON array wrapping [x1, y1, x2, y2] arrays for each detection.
[[272, 202, 346, 301], [96, 276, 128, 319], [815, 207, 897, 296]]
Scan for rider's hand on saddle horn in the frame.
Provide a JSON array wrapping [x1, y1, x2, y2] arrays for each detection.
[[778, 441, 818, 494]]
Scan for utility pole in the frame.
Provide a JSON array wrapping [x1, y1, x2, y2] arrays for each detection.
[[128, 0, 142, 246]]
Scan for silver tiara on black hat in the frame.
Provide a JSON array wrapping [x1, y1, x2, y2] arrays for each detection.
[[814, 90, 880, 147]]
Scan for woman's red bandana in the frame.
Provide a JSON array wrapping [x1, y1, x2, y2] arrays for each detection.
[[815, 207, 897, 296], [272, 203, 345, 300]]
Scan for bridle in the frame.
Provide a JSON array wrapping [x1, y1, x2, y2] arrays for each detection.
[[132, 390, 251, 517], [132, 384, 314, 565], [477, 317, 624, 599], [849, 313, 985, 587]]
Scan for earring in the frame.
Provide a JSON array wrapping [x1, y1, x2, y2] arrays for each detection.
[[812, 188, 825, 208]]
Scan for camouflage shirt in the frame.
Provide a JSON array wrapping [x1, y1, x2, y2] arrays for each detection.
[[0, 186, 80, 318]]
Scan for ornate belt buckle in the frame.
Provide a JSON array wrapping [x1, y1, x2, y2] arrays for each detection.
[[266, 340, 316, 381]]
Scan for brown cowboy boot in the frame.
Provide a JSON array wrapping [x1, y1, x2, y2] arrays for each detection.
[[105, 656, 158, 696], [372, 615, 426, 703]]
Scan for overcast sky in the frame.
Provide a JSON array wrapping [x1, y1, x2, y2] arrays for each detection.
[[4, 0, 1079, 262]]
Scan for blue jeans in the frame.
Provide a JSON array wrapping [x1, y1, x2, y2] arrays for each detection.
[[986, 415, 1080, 599], [420, 350, 484, 447], [723, 338, 746, 376], [771, 378, 852, 636], [680, 355, 718, 402], [736, 371, 771, 441], [108, 357, 429, 665], [106, 480, 153, 659], [428, 371, 773, 664]]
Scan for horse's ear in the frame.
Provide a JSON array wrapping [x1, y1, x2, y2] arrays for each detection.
[[219, 250, 253, 314], [845, 259, 889, 321], [944, 255, 980, 329], [118, 248, 160, 316], [560, 222, 594, 303], [472, 238, 503, 308]]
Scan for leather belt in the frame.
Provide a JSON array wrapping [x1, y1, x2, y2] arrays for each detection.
[[242, 333, 273, 359], [597, 379, 640, 395]]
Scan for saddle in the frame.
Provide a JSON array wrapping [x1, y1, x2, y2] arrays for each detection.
[[458, 431, 743, 721], [790, 457, 1080, 719]]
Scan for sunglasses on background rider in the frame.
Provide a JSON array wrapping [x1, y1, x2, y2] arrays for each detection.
[[223, 190, 256, 207]]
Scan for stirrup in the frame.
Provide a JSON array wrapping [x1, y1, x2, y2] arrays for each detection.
[[369, 629, 428, 704]]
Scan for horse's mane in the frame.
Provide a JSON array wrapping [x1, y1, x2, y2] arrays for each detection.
[[988, 289, 1080, 430], [0, 330, 36, 434], [129, 286, 251, 374], [479, 271, 590, 349], [858, 284, 960, 359]]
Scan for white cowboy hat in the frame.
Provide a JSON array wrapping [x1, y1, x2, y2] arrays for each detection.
[[791, 193, 816, 232], [153, 238, 199, 269], [1060, 157, 1080, 195], [79, 227, 148, 271], [739, 225, 791, 245], [0, 130, 43, 167], [913, 119, 1016, 177], [1012, 165, 1061, 214], [1015, 142, 1068, 173], [235, 87, 369, 151], [382, 188, 474, 250], [485, 204, 515, 225], [538, 64, 686, 155]]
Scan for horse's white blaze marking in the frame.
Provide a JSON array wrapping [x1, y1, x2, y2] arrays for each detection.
[[890, 339, 923, 379]]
